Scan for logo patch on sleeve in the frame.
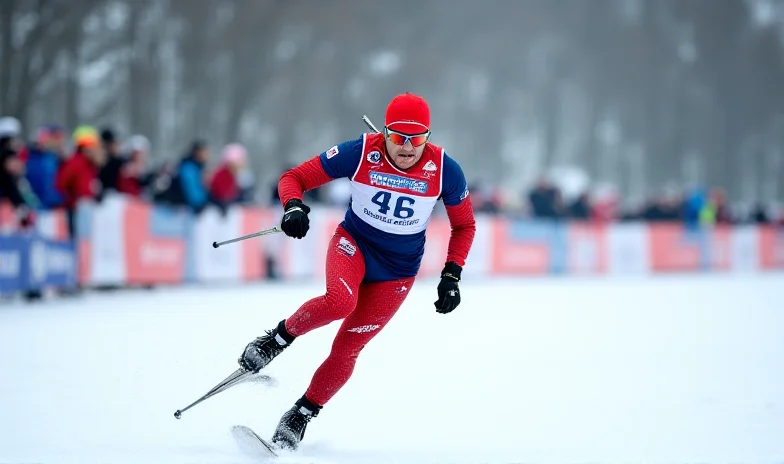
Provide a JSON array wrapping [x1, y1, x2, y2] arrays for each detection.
[[326, 145, 339, 159], [460, 187, 470, 201], [337, 237, 356, 256]]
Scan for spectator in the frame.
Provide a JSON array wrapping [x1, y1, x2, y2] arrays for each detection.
[[149, 160, 178, 204], [591, 185, 619, 223], [528, 177, 561, 219], [99, 128, 124, 193], [25, 123, 67, 209], [0, 116, 24, 156], [56, 128, 105, 237], [697, 187, 732, 225], [470, 181, 503, 214], [117, 135, 151, 197], [0, 146, 39, 229], [683, 188, 706, 226], [236, 165, 256, 203], [567, 192, 592, 220], [752, 203, 770, 224], [166, 140, 211, 213], [209, 143, 247, 212], [643, 198, 669, 222]]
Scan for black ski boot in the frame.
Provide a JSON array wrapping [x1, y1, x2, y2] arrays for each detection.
[[238, 320, 295, 372], [271, 395, 322, 451]]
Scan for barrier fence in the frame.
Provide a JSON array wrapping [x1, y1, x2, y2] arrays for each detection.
[[0, 196, 782, 294]]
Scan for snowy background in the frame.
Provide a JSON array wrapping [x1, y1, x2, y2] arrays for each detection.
[[2, 274, 782, 464], [2, 2, 784, 462]]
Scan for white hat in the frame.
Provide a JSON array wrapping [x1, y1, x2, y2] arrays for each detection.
[[0, 117, 21, 137], [126, 134, 150, 153]]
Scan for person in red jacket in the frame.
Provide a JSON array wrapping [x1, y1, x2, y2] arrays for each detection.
[[117, 135, 150, 198], [236, 93, 476, 452], [209, 143, 247, 212], [56, 130, 105, 238]]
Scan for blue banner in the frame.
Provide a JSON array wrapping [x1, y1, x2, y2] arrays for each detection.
[[0, 235, 28, 293], [0, 233, 76, 293], [26, 235, 77, 290]]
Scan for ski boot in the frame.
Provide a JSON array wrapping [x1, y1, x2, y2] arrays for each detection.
[[239, 319, 295, 372], [271, 395, 322, 451]]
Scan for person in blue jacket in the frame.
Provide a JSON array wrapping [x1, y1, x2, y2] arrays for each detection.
[[25, 124, 67, 209], [176, 140, 212, 213]]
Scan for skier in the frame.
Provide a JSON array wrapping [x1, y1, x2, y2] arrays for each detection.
[[238, 92, 476, 451]]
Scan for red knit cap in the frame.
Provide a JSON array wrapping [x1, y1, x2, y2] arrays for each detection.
[[385, 93, 430, 135]]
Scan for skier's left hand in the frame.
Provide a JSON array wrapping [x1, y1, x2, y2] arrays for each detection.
[[434, 261, 462, 314], [280, 199, 311, 239]]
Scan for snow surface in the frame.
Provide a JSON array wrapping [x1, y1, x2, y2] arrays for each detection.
[[1, 274, 783, 464]]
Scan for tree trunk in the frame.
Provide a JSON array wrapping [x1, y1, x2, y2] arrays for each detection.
[[223, 0, 285, 144], [64, 13, 85, 130], [0, 0, 16, 114], [127, 0, 143, 137]]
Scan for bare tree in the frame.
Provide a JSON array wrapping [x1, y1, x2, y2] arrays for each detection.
[[1, 0, 783, 205]]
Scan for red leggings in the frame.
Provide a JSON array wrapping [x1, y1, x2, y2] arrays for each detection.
[[284, 226, 414, 406]]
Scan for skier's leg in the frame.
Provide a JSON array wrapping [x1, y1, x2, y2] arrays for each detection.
[[239, 226, 364, 372], [271, 277, 415, 450], [304, 277, 415, 406], [284, 226, 366, 336]]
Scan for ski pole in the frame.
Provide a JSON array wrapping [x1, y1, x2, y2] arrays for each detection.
[[215, 114, 376, 251], [213, 225, 282, 248], [174, 368, 251, 419], [362, 115, 381, 134]]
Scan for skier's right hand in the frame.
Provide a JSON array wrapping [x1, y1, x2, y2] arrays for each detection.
[[281, 199, 311, 239]]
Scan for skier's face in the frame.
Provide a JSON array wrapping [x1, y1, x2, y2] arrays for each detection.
[[384, 128, 428, 170]]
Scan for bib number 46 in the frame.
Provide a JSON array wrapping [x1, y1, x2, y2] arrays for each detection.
[[371, 191, 415, 219]]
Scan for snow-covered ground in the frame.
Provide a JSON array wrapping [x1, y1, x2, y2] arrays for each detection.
[[1, 274, 782, 464]]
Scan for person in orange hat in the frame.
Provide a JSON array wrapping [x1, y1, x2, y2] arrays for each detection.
[[235, 93, 476, 451], [56, 130, 106, 238]]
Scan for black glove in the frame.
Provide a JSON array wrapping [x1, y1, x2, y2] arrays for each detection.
[[281, 199, 311, 239], [434, 261, 462, 314]]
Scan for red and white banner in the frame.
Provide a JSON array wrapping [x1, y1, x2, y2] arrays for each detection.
[[58, 199, 784, 287]]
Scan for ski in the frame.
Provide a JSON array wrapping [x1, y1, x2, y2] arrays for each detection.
[[231, 425, 279, 459]]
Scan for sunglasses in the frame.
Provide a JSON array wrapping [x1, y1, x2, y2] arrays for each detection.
[[384, 127, 431, 147]]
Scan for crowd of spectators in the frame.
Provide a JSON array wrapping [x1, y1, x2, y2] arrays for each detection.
[[1, 115, 781, 240], [0, 117, 258, 237], [471, 176, 782, 226]]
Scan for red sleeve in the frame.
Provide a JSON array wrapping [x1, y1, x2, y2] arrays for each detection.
[[444, 195, 476, 267], [277, 155, 334, 207]]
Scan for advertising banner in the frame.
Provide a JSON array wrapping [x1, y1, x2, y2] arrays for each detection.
[[759, 225, 784, 270], [490, 219, 558, 275], [61, 199, 784, 288], [649, 224, 704, 272], [0, 233, 76, 293], [567, 223, 607, 274], [0, 234, 27, 293], [26, 235, 76, 290], [124, 199, 187, 285], [606, 223, 650, 275]]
